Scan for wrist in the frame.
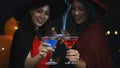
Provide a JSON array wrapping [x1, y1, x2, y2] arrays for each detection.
[[74, 58, 86, 68]]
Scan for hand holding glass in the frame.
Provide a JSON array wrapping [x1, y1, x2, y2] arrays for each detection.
[[61, 36, 79, 64], [42, 36, 58, 65]]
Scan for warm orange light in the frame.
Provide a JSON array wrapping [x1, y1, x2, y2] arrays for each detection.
[[4, 17, 19, 36], [14, 26, 18, 30]]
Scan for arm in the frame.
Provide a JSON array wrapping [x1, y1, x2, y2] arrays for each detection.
[[24, 52, 43, 68], [9, 29, 34, 68], [24, 42, 55, 68], [74, 59, 86, 68]]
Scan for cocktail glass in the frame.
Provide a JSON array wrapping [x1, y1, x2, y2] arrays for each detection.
[[61, 36, 79, 64], [42, 36, 58, 65]]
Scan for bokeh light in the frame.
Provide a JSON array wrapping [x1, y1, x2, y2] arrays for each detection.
[[114, 31, 118, 35], [106, 30, 110, 35]]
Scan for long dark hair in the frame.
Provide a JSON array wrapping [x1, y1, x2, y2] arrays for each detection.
[[18, 4, 51, 40], [67, 0, 101, 36]]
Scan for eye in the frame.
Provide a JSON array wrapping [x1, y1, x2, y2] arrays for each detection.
[[45, 11, 50, 15], [36, 9, 42, 13], [78, 7, 84, 11], [72, 7, 75, 10]]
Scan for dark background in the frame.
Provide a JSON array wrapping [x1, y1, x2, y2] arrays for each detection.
[[0, 0, 120, 68], [101, 1, 120, 68]]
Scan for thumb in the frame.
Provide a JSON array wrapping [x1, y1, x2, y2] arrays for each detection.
[[61, 29, 70, 36]]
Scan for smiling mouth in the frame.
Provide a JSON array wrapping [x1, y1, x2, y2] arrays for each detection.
[[74, 17, 81, 21], [37, 18, 45, 24]]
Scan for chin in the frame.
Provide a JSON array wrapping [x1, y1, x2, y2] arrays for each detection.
[[76, 21, 83, 24], [37, 22, 45, 26], [35, 24, 43, 28]]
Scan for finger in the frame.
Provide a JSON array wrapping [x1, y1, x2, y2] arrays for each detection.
[[69, 58, 78, 62], [66, 52, 78, 56], [39, 42, 50, 48], [66, 52, 76, 56], [66, 55, 79, 59], [42, 42, 51, 47], [67, 49, 80, 56], [47, 47, 55, 52], [53, 46, 56, 49], [40, 48, 49, 53], [66, 56, 80, 62], [67, 49, 78, 53], [39, 52, 47, 58], [61, 29, 70, 36], [52, 30, 57, 36], [39, 43, 50, 50]]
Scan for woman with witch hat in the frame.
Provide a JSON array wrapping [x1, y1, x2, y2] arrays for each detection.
[[8, 0, 67, 68], [50, 0, 113, 68], [63, 0, 113, 68]]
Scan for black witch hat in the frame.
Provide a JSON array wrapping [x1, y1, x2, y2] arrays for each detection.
[[13, 0, 67, 21], [68, 0, 108, 16]]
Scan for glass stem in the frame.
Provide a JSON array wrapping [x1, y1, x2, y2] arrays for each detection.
[[50, 51, 53, 62]]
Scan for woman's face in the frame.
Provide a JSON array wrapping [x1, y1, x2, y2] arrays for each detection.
[[71, 0, 87, 24], [30, 5, 50, 28]]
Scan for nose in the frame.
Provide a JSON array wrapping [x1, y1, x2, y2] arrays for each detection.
[[74, 10, 79, 15]]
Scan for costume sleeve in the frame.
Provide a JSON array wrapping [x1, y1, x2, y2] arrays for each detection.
[[8, 29, 34, 68], [77, 22, 113, 68]]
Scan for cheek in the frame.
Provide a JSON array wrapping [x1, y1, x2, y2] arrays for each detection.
[[31, 13, 38, 21], [82, 12, 87, 17], [31, 14, 36, 22], [71, 10, 75, 15], [83, 13, 87, 20], [45, 15, 49, 20], [79, 10, 86, 15]]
